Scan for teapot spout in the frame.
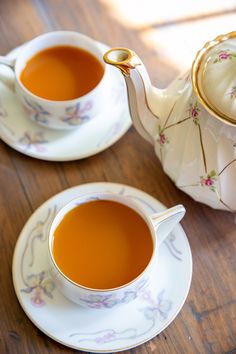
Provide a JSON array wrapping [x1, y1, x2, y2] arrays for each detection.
[[104, 48, 163, 144]]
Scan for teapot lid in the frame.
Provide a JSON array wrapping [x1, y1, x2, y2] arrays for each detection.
[[192, 32, 236, 125]]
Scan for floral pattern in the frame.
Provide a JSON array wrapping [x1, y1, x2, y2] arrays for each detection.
[[15, 185, 192, 353], [189, 101, 200, 125], [156, 100, 201, 149], [61, 101, 92, 126], [163, 79, 236, 211], [157, 126, 169, 146], [18, 131, 48, 152], [23, 98, 51, 125], [200, 170, 217, 192], [70, 289, 172, 345], [213, 49, 236, 63], [18, 193, 182, 314], [21, 271, 55, 307], [141, 289, 172, 321], [20, 206, 57, 307], [79, 279, 148, 309], [228, 86, 236, 99]]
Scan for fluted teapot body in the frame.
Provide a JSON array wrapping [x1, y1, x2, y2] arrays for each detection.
[[104, 32, 236, 211]]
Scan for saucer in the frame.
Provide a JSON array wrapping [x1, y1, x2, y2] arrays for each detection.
[[0, 43, 131, 161], [12, 182, 192, 353]]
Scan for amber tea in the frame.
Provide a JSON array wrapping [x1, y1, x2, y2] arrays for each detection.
[[20, 45, 104, 101], [52, 200, 153, 290]]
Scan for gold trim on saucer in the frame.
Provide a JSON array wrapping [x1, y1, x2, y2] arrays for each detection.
[[192, 31, 236, 126]]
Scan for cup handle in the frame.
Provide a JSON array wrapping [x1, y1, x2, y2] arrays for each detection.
[[149, 205, 186, 247], [0, 56, 16, 90]]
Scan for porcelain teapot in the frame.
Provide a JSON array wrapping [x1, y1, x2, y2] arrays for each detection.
[[104, 32, 236, 212]]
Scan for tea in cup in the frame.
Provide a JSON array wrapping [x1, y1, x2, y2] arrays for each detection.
[[0, 31, 109, 130], [48, 192, 185, 308]]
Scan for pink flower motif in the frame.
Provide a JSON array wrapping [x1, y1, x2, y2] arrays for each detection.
[[159, 133, 167, 145], [219, 51, 230, 60], [213, 50, 236, 63], [200, 170, 217, 192], [191, 107, 199, 118], [157, 126, 169, 146], [31, 289, 45, 307], [205, 178, 214, 186], [188, 102, 200, 125], [21, 271, 55, 307], [201, 178, 213, 187]]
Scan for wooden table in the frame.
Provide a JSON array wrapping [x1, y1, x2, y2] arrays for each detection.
[[0, 1, 236, 353]]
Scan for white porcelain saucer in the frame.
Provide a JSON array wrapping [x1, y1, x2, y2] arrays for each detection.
[[12, 182, 192, 353], [0, 43, 131, 161]]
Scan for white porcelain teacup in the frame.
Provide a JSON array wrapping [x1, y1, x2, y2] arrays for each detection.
[[0, 31, 109, 130], [48, 192, 185, 308]]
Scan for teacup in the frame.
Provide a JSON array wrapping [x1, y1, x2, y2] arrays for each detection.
[[0, 31, 109, 130], [48, 192, 185, 308]]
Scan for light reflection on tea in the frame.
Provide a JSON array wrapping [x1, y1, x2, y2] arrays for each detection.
[[20, 45, 104, 101]]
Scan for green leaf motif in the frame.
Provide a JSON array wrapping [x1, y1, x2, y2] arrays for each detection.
[[209, 170, 217, 178]]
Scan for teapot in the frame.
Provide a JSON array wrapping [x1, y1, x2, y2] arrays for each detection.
[[104, 32, 236, 212]]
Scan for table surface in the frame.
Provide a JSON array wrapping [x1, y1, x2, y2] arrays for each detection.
[[1, 1, 236, 354]]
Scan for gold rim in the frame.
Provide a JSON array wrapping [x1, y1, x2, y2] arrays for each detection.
[[103, 47, 134, 65], [103, 47, 140, 75], [192, 31, 236, 126], [49, 192, 157, 293]]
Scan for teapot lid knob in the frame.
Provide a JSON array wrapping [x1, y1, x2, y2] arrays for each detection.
[[192, 31, 236, 125]]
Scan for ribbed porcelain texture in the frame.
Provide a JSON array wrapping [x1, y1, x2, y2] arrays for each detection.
[[154, 73, 236, 212], [199, 38, 236, 122], [103, 34, 236, 212]]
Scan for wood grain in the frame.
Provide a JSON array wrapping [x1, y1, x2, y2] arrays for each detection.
[[0, 1, 236, 353]]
